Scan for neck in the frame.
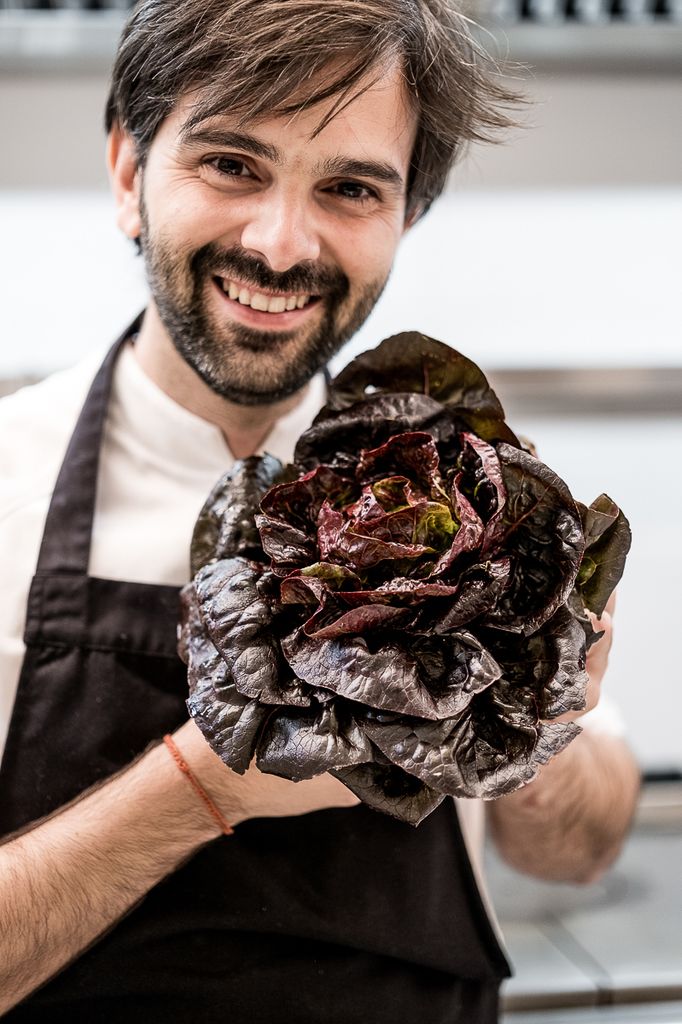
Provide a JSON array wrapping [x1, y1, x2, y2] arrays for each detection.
[[132, 305, 309, 459]]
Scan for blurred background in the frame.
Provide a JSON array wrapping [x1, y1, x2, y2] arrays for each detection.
[[1, 5, 681, 1021]]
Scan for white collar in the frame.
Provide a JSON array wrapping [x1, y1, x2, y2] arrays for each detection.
[[111, 340, 327, 477]]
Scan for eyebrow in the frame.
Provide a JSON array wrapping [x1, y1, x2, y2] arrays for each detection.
[[318, 157, 404, 192], [180, 127, 405, 193], [180, 128, 280, 163]]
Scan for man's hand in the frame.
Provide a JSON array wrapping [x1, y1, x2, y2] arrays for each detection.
[[487, 592, 640, 884], [172, 718, 360, 836], [556, 591, 616, 723], [581, 592, 616, 714]]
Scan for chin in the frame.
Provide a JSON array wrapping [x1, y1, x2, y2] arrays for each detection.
[[187, 348, 318, 407]]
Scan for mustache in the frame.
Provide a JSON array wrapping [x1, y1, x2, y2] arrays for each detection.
[[192, 244, 348, 297]]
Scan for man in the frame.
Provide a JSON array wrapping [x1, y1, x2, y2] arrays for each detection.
[[0, 0, 640, 1020]]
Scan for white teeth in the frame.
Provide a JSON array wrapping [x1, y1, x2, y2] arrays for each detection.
[[250, 292, 270, 312], [221, 278, 312, 313]]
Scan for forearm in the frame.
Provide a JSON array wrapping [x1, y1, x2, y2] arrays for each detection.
[[487, 728, 641, 883], [0, 717, 358, 1014], [0, 734, 228, 1014]]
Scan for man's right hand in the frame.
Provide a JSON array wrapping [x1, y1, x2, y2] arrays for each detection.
[[172, 718, 360, 835]]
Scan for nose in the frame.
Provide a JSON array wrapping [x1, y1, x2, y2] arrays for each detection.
[[239, 188, 321, 272]]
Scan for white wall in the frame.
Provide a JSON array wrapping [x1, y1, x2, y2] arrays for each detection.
[[1, 187, 680, 377], [504, 412, 682, 772]]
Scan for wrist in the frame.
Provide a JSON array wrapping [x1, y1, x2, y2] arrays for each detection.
[[133, 736, 222, 848], [163, 734, 234, 838], [168, 720, 250, 830]]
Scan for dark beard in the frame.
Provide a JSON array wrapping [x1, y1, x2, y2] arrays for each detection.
[[139, 224, 387, 406]]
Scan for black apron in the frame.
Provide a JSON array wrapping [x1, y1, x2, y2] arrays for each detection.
[[0, 321, 511, 1023]]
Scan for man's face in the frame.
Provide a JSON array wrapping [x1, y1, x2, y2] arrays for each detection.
[[129, 64, 418, 405]]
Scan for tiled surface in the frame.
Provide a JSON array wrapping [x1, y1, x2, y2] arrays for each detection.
[[497, 921, 601, 1010], [504, 1001, 682, 1023], [487, 807, 682, 1015], [556, 830, 682, 1001]]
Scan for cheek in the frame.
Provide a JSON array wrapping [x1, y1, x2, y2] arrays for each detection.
[[333, 221, 403, 288], [144, 175, 230, 251]]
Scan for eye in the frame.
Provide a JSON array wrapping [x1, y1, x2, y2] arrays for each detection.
[[206, 156, 253, 178], [330, 180, 378, 203]]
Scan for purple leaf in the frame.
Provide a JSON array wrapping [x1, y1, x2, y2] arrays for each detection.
[[303, 602, 413, 639], [331, 762, 446, 827], [282, 629, 500, 720], [180, 582, 270, 773], [484, 444, 585, 635], [317, 499, 437, 568], [356, 432, 444, 497], [256, 704, 374, 780], [192, 558, 310, 707], [576, 494, 631, 617], [428, 558, 512, 633], [190, 454, 285, 574]]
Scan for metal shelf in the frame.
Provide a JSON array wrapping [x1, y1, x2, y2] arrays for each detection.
[[0, 11, 681, 74], [5, 367, 682, 411], [0, 10, 126, 72], [483, 23, 682, 72], [486, 367, 682, 417]]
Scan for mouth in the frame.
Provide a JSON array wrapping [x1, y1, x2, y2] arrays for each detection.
[[211, 275, 323, 329]]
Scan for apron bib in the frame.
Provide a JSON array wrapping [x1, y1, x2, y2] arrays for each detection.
[[0, 322, 510, 1022]]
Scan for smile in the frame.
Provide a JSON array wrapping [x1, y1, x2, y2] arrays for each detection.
[[214, 276, 318, 314]]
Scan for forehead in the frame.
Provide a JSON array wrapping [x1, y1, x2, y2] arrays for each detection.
[[160, 63, 418, 171]]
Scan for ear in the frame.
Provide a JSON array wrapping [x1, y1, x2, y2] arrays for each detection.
[[402, 201, 425, 234], [107, 124, 142, 240]]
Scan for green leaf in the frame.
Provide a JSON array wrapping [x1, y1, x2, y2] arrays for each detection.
[[577, 495, 632, 617]]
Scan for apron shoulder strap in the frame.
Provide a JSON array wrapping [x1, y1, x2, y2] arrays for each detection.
[[34, 314, 144, 576]]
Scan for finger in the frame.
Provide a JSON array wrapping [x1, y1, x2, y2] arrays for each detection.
[[588, 609, 612, 652], [589, 607, 613, 637], [585, 611, 612, 696]]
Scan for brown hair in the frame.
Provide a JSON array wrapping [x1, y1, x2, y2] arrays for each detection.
[[105, 0, 521, 219]]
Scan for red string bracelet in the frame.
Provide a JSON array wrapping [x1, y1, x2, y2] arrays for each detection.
[[163, 734, 234, 836]]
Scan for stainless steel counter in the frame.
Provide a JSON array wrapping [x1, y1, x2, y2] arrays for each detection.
[[490, 782, 682, 1020], [505, 1002, 682, 1022]]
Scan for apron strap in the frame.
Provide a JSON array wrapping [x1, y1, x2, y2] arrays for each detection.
[[34, 314, 144, 576]]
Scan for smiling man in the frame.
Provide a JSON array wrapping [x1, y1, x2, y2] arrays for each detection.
[[0, 1, 639, 1021], [113, 65, 419, 447]]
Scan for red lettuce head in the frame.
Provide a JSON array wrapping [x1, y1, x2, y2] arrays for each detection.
[[179, 333, 630, 825]]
